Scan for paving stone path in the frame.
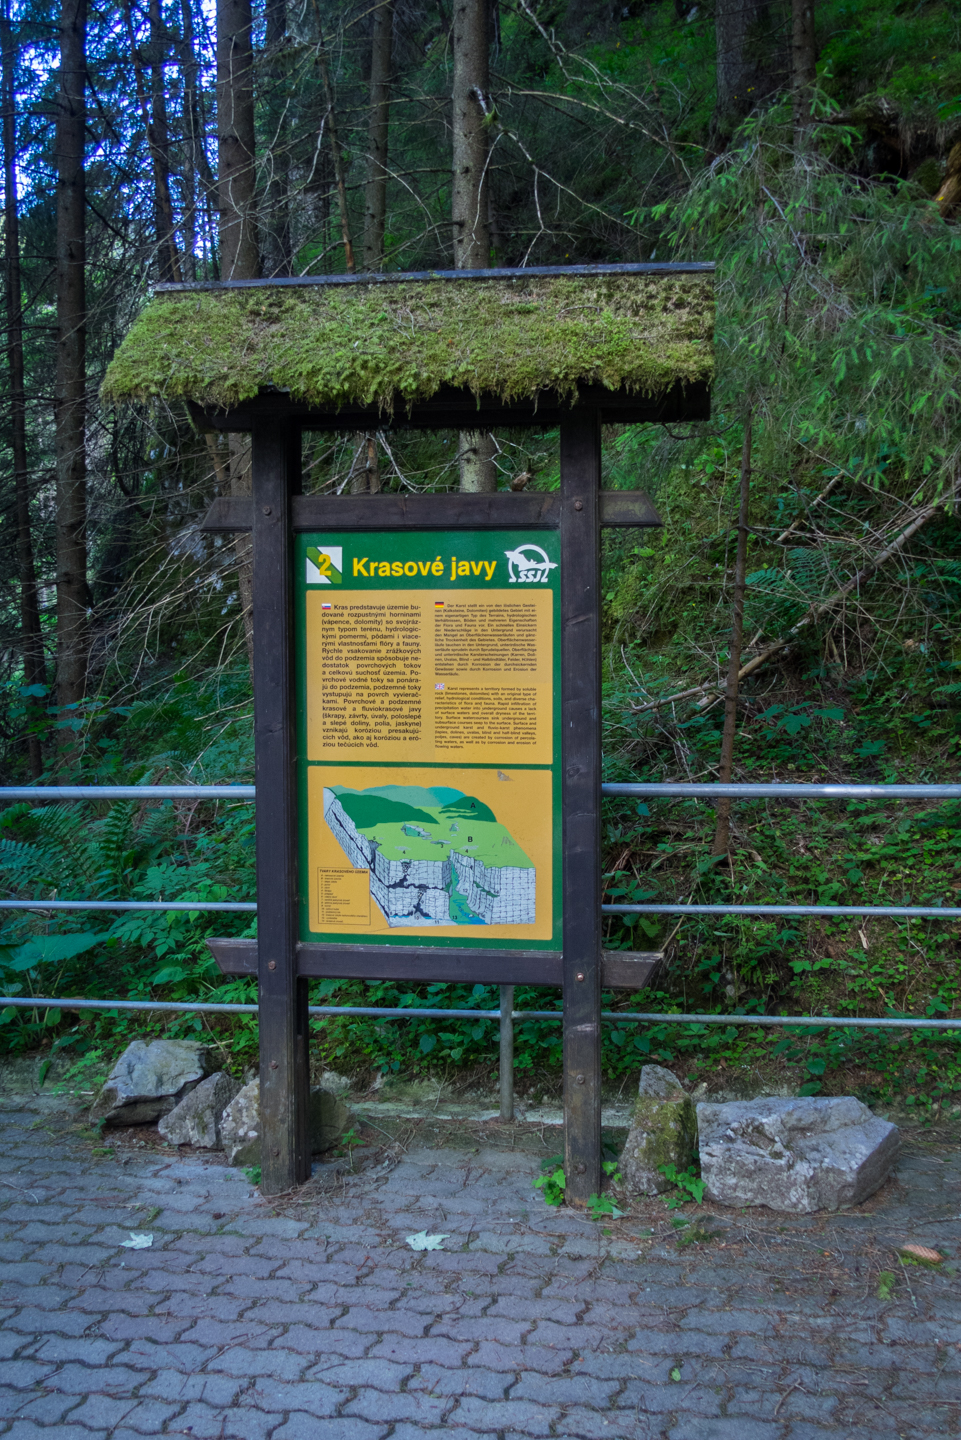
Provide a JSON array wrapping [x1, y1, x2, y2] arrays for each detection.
[[1, 1097, 960, 1439]]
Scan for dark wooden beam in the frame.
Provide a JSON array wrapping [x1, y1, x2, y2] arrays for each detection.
[[200, 489, 662, 534], [188, 380, 710, 434], [559, 411, 604, 1208], [206, 938, 662, 989], [252, 421, 310, 1196]]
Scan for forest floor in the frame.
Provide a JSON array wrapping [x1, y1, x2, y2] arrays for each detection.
[[1, 1087, 960, 1440]]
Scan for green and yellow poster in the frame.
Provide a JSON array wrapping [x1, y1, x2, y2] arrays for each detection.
[[296, 530, 561, 949]]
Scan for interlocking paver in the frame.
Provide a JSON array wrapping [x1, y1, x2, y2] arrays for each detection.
[[271, 1417, 388, 1440], [174, 1399, 283, 1439], [1, 1098, 959, 1440]]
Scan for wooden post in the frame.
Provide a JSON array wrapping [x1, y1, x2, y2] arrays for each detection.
[[252, 419, 309, 1195], [560, 410, 602, 1207]]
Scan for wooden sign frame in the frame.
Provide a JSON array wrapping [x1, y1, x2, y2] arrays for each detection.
[[185, 270, 711, 1203]]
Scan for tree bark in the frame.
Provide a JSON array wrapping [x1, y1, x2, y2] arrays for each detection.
[[2, 6, 44, 776], [54, 0, 88, 723], [124, 0, 182, 282], [452, 0, 495, 492], [149, 0, 181, 281], [179, 0, 218, 278], [217, 0, 258, 280], [711, 414, 752, 858], [218, 0, 258, 669], [363, 0, 393, 271], [263, 0, 291, 278], [714, 0, 788, 136], [791, 0, 817, 140], [312, 9, 355, 276]]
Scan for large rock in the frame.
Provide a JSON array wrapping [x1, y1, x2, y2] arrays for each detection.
[[620, 1065, 697, 1195], [221, 1081, 261, 1167], [697, 1096, 900, 1214], [638, 1063, 688, 1100], [221, 1081, 350, 1168], [90, 1040, 214, 1127], [157, 1071, 241, 1149]]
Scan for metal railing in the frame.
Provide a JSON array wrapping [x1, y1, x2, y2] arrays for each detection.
[[3, 781, 961, 1123]]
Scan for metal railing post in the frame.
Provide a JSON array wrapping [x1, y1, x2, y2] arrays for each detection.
[[499, 984, 514, 1122]]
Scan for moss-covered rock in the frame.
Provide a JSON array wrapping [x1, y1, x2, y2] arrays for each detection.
[[101, 270, 713, 414], [620, 1092, 698, 1195]]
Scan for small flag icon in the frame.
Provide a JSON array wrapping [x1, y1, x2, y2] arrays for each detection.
[[321, 601, 332, 610], [434, 600, 444, 608]]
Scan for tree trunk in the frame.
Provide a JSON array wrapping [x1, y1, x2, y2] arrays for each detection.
[[452, 0, 495, 492], [148, 0, 181, 281], [217, 0, 258, 280], [54, 0, 88, 724], [217, 0, 258, 669], [363, 0, 393, 271], [791, 0, 817, 140], [714, 0, 788, 137], [357, 2, 393, 493], [1, 7, 44, 776], [124, 0, 180, 282], [263, 0, 291, 278], [180, 0, 218, 278], [312, 9, 355, 276], [178, 0, 197, 280], [711, 413, 752, 858]]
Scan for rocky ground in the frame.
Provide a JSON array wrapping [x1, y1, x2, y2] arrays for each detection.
[[0, 1077, 960, 1440]]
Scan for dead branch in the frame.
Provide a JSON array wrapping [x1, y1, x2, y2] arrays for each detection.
[[629, 476, 961, 717]]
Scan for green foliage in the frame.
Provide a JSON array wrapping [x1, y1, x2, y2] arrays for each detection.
[[876, 1270, 897, 1300], [659, 1163, 707, 1208], [534, 1157, 566, 1207]]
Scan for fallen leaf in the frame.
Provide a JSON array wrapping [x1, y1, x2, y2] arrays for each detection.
[[405, 1231, 449, 1252], [120, 1233, 153, 1250], [898, 1244, 943, 1264]]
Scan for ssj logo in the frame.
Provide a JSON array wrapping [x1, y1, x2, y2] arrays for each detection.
[[504, 544, 558, 584], [306, 546, 343, 584]]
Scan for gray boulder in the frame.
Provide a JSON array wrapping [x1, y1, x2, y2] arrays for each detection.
[[309, 1086, 351, 1153], [90, 1040, 214, 1127], [620, 1065, 696, 1195], [697, 1096, 900, 1214], [638, 1064, 687, 1100], [221, 1081, 261, 1167], [221, 1081, 350, 1168], [158, 1071, 241, 1149]]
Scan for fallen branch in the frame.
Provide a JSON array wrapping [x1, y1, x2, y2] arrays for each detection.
[[629, 477, 961, 717]]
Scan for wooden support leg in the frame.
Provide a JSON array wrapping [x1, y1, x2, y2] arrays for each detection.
[[559, 411, 603, 1208], [252, 420, 309, 1196]]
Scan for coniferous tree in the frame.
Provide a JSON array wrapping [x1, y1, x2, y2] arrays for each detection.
[[54, 0, 89, 724], [1, 5, 43, 776], [452, 0, 496, 492]]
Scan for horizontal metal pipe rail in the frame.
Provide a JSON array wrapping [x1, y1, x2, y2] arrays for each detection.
[[0, 900, 257, 912], [0, 786, 256, 800], [604, 903, 961, 918], [601, 782, 961, 799], [3, 994, 961, 1031]]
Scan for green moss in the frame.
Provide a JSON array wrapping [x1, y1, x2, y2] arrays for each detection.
[[101, 273, 713, 413], [621, 1094, 698, 1191]]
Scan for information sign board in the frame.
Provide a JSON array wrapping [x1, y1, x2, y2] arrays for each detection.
[[296, 530, 561, 950]]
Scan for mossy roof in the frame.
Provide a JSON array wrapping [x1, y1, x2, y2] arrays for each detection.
[[102, 264, 714, 415]]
